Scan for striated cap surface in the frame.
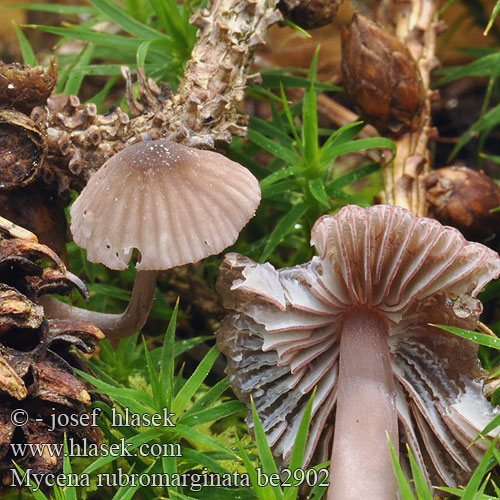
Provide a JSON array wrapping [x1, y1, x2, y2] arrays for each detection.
[[70, 139, 261, 270]]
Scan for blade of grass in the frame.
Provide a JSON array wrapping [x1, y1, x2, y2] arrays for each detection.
[[162, 455, 178, 496], [478, 413, 500, 439], [447, 102, 500, 161], [112, 465, 150, 500], [172, 336, 211, 357], [249, 116, 295, 147], [319, 121, 365, 160], [88, 0, 167, 39], [432, 325, 500, 350], [173, 423, 239, 458], [262, 180, 302, 198], [236, 435, 276, 500], [455, 436, 497, 500], [75, 369, 156, 410], [302, 48, 319, 164], [247, 129, 300, 165], [480, 152, 500, 165], [283, 390, 316, 500], [12, 464, 49, 499], [248, 86, 284, 103], [435, 53, 498, 86], [308, 178, 329, 207], [476, 51, 500, 168], [89, 75, 117, 108], [279, 83, 302, 153], [189, 377, 229, 414], [162, 299, 178, 409], [14, 3, 95, 14], [12, 23, 36, 65], [326, 189, 370, 207], [181, 448, 230, 475], [282, 18, 311, 38], [308, 462, 330, 500], [179, 401, 245, 427], [27, 25, 149, 52], [63, 43, 95, 95], [484, 0, 500, 35], [327, 162, 380, 190], [251, 396, 283, 500], [143, 335, 162, 409], [172, 345, 219, 416], [62, 434, 77, 500], [406, 445, 433, 500], [83, 427, 164, 474], [321, 137, 396, 166], [149, 0, 188, 44], [388, 436, 415, 500], [262, 73, 340, 92], [260, 166, 304, 189], [137, 40, 152, 68], [260, 202, 309, 262], [492, 478, 500, 496]]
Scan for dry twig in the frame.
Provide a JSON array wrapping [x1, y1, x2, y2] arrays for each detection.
[[379, 0, 440, 216]]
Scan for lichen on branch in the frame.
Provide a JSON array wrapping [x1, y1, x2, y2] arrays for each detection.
[[170, 0, 283, 147], [29, 0, 282, 195]]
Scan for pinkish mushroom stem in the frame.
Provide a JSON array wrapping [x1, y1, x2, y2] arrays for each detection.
[[39, 270, 158, 340], [329, 307, 398, 500]]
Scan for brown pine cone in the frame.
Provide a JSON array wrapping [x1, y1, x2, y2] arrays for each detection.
[[0, 60, 57, 115], [424, 166, 500, 241], [278, 0, 342, 29], [0, 220, 103, 484], [341, 13, 424, 136]]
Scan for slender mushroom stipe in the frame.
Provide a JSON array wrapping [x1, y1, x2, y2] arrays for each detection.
[[216, 204, 500, 499], [330, 307, 397, 498], [41, 139, 261, 339]]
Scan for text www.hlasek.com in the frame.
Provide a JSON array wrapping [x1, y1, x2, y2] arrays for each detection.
[[10, 438, 182, 459], [9, 406, 329, 492], [9, 440, 330, 493]]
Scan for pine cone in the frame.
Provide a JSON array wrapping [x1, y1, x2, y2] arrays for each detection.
[[278, 0, 342, 29], [424, 166, 500, 241], [0, 220, 103, 484], [341, 13, 424, 136], [0, 59, 57, 115]]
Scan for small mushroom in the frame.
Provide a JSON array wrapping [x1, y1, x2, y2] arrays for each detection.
[[216, 204, 500, 499], [41, 139, 260, 339]]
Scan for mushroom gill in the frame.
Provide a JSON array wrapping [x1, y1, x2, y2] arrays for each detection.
[[215, 204, 500, 499]]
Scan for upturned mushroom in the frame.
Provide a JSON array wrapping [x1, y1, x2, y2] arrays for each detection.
[[41, 139, 260, 339], [215, 204, 500, 499]]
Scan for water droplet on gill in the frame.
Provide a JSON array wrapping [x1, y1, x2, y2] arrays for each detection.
[[7, 83, 14, 89], [452, 295, 481, 319]]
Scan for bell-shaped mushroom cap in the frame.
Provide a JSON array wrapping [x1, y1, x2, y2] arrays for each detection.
[[70, 139, 261, 270], [216, 205, 500, 487]]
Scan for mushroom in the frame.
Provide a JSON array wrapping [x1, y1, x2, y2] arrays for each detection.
[[40, 139, 260, 339], [215, 204, 500, 499]]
